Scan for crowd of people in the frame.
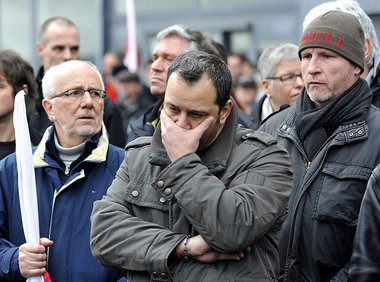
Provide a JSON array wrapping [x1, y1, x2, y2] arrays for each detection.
[[0, 0, 379, 281]]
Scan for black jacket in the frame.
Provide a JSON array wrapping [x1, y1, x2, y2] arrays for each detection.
[[259, 85, 380, 281], [348, 162, 380, 281], [367, 49, 380, 108]]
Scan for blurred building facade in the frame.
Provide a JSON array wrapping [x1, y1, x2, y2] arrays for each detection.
[[1, 0, 380, 76]]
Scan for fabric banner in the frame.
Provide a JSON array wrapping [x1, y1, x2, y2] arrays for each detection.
[[14, 90, 44, 282], [123, 0, 138, 72]]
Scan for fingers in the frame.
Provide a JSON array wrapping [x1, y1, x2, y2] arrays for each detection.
[[197, 116, 214, 134], [218, 253, 243, 261], [19, 242, 45, 254], [40, 237, 53, 247], [19, 242, 48, 278]]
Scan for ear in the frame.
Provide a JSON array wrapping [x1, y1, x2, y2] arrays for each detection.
[[364, 37, 371, 61], [42, 98, 55, 121], [22, 84, 29, 94], [36, 42, 44, 58], [261, 79, 272, 97], [219, 99, 233, 125]]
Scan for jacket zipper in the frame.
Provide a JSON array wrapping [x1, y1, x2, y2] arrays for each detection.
[[284, 124, 365, 279], [46, 168, 86, 271]]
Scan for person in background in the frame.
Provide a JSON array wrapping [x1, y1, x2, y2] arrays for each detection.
[[126, 24, 227, 143], [302, 0, 380, 107], [31, 16, 127, 148], [349, 162, 380, 280], [234, 75, 258, 126], [252, 43, 303, 129], [0, 60, 125, 281], [0, 49, 41, 160], [102, 52, 120, 102], [90, 50, 293, 281], [259, 10, 380, 281], [139, 59, 158, 107], [240, 58, 265, 102], [227, 53, 243, 89], [113, 70, 149, 137]]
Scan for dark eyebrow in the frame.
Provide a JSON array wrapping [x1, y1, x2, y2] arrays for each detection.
[[165, 102, 209, 116], [188, 110, 209, 116]]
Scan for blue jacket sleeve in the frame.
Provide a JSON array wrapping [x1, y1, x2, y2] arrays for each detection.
[[0, 242, 23, 281], [0, 157, 24, 281]]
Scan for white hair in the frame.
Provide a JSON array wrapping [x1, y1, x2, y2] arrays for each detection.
[[42, 60, 104, 100]]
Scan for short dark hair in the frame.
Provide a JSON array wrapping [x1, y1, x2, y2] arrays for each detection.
[[39, 16, 77, 44], [167, 51, 231, 110], [0, 49, 37, 119]]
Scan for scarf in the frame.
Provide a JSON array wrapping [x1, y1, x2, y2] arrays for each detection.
[[294, 78, 372, 160]]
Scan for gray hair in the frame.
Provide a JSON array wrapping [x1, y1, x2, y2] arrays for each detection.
[[303, 0, 379, 69], [42, 60, 104, 100], [157, 24, 226, 62], [258, 43, 299, 86]]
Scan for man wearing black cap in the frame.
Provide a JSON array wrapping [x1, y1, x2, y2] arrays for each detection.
[[259, 10, 380, 281], [234, 75, 258, 116]]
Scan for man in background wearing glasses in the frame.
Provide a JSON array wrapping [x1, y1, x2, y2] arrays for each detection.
[[250, 43, 303, 129], [0, 60, 126, 281]]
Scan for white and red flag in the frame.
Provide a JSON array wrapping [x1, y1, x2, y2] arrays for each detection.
[[14, 90, 50, 282], [123, 0, 139, 72]]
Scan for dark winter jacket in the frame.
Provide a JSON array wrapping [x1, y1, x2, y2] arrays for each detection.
[[348, 162, 380, 281], [259, 84, 380, 281], [91, 104, 293, 281]]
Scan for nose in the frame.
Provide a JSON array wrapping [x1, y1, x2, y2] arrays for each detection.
[[151, 58, 164, 72], [294, 75, 304, 88], [80, 91, 94, 107], [174, 113, 191, 130], [306, 56, 321, 75], [63, 48, 75, 61]]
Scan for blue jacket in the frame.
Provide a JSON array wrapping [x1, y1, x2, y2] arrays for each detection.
[[0, 124, 125, 281]]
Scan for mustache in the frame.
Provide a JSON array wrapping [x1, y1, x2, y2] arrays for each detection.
[[76, 110, 96, 118]]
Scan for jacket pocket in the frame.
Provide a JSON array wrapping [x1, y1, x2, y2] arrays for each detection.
[[124, 179, 169, 212], [313, 161, 372, 226]]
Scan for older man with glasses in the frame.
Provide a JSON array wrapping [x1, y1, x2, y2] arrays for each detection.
[[0, 60, 126, 281], [250, 43, 303, 129]]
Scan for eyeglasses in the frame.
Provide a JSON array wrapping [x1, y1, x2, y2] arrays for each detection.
[[51, 89, 107, 101], [266, 74, 303, 85]]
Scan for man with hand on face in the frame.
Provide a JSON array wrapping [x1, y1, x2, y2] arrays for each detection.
[[0, 60, 125, 281], [90, 51, 293, 281], [259, 10, 380, 281], [126, 24, 229, 143]]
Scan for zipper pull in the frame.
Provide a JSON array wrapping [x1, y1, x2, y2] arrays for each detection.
[[306, 161, 311, 171], [65, 165, 70, 176]]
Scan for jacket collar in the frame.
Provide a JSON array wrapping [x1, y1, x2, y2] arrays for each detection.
[[33, 122, 109, 167], [277, 106, 369, 145], [149, 101, 238, 174]]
